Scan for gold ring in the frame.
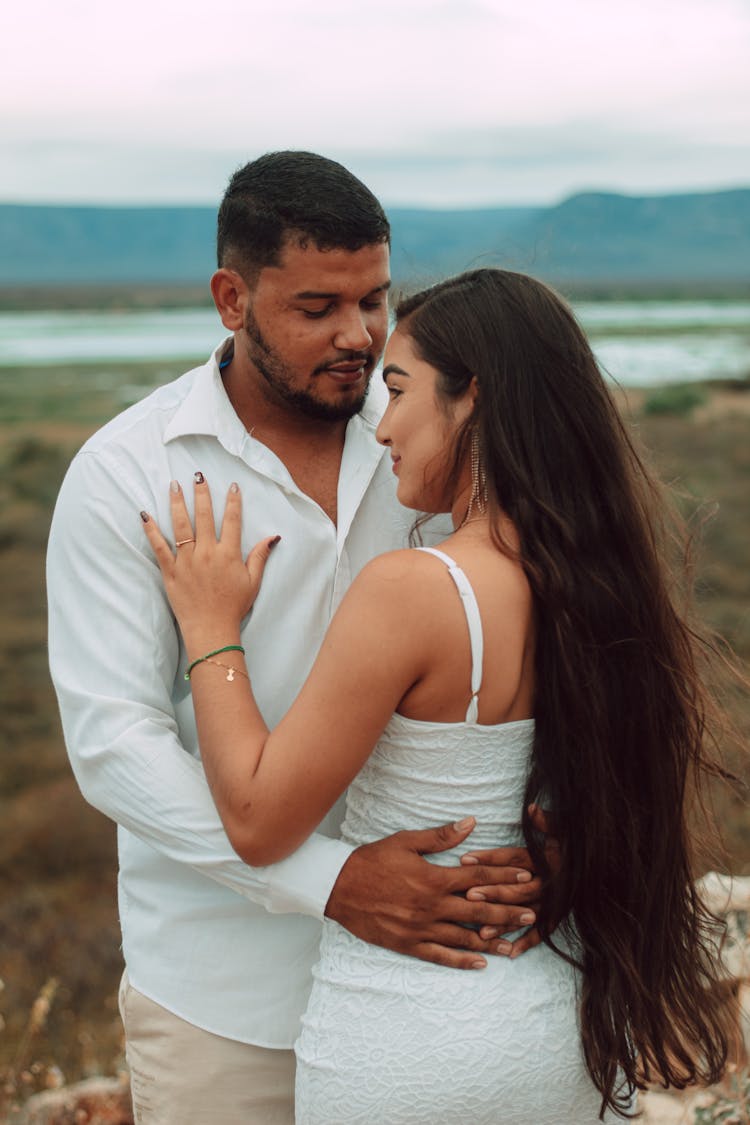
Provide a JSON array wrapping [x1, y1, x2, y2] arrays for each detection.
[[175, 538, 196, 548]]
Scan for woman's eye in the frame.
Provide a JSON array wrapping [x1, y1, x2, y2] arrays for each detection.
[[386, 385, 402, 399]]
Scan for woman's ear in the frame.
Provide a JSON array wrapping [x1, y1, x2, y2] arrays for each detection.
[[456, 376, 479, 425], [210, 268, 249, 331]]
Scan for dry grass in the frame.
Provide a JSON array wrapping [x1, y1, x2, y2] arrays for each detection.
[[0, 367, 748, 1091]]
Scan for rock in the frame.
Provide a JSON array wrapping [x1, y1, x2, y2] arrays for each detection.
[[13, 1076, 133, 1125], [698, 873, 750, 915], [640, 1087, 718, 1123]]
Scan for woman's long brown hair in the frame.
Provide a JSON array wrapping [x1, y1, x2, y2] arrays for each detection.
[[396, 269, 735, 1118]]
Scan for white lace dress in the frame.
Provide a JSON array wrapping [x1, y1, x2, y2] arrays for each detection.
[[294, 549, 624, 1123]]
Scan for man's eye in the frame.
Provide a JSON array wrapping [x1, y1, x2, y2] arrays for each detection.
[[362, 299, 385, 311], [301, 306, 331, 319]]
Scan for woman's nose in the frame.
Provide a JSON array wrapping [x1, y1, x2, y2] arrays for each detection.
[[375, 414, 391, 447]]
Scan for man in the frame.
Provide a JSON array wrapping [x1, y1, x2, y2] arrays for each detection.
[[47, 152, 540, 1124]]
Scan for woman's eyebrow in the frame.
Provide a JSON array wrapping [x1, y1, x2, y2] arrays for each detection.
[[382, 364, 410, 380]]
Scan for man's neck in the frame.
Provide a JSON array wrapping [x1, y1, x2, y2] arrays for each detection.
[[222, 353, 349, 524]]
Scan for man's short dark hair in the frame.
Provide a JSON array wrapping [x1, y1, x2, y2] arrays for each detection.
[[217, 151, 390, 281]]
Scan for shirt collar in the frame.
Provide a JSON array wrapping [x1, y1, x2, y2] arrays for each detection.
[[163, 338, 248, 452]]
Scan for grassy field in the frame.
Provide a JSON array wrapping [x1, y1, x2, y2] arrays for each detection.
[[0, 358, 748, 1099]]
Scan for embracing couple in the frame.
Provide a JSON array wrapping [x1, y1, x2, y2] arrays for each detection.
[[48, 152, 731, 1123]]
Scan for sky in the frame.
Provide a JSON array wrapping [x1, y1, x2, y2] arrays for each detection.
[[2, 0, 749, 208]]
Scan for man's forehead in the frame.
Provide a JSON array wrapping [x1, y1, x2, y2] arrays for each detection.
[[275, 235, 393, 274], [262, 238, 391, 294]]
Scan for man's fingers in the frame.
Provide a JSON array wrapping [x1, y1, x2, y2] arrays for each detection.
[[526, 804, 563, 877], [528, 803, 556, 837], [415, 943, 487, 971], [460, 846, 534, 871], [465, 876, 542, 905], [440, 860, 534, 897], [397, 818, 477, 857], [508, 925, 543, 958], [433, 891, 537, 933]]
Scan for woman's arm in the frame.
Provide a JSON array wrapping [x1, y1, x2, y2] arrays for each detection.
[[142, 475, 430, 866]]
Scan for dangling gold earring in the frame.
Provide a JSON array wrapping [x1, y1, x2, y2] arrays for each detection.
[[463, 427, 488, 525]]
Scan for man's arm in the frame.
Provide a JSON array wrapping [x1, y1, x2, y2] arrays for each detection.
[[326, 822, 541, 969], [47, 448, 351, 918], [49, 449, 542, 955]]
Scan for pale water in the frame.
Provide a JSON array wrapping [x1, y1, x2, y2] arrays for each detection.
[[0, 302, 748, 390]]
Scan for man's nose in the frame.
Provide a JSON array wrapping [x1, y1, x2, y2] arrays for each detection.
[[334, 310, 372, 352]]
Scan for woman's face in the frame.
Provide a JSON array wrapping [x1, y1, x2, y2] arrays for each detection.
[[375, 328, 476, 513]]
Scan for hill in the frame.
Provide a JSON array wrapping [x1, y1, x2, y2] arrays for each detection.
[[1, 188, 749, 289]]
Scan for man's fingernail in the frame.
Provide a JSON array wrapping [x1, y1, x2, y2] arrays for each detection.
[[520, 912, 535, 924], [516, 870, 532, 883], [460, 854, 479, 865], [481, 927, 499, 939], [454, 817, 475, 832], [496, 940, 512, 955], [471, 960, 486, 970], [170, 479, 180, 493], [194, 471, 205, 484], [467, 890, 486, 901]]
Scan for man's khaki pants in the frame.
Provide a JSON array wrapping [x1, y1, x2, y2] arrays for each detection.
[[119, 971, 295, 1124]]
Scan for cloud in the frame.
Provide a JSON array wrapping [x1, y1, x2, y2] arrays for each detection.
[[1, 0, 748, 204]]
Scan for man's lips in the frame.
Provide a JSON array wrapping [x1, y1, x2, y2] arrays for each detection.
[[326, 366, 364, 382], [317, 357, 371, 384]]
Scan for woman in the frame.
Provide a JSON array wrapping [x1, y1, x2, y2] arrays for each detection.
[[142, 269, 731, 1122]]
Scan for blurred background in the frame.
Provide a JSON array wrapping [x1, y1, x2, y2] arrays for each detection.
[[1, 0, 748, 1110]]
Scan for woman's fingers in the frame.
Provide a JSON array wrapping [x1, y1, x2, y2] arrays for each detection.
[[146, 477, 280, 599], [140, 510, 175, 574], [192, 471, 216, 543], [168, 479, 196, 548], [245, 536, 282, 597], [219, 482, 243, 553]]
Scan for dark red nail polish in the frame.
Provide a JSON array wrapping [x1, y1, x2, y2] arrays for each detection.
[[194, 471, 205, 484], [269, 535, 281, 549], [140, 511, 150, 523]]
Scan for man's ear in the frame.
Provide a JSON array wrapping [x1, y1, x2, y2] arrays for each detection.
[[210, 268, 249, 331]]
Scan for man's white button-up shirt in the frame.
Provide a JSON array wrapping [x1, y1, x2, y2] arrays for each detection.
[[47, 340, 413, 1046]]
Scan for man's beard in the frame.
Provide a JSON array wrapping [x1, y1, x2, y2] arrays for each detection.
[[244, 308, 372, 422]]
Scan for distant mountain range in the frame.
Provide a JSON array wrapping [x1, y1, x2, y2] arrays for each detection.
[[1, 188, 749, 289]]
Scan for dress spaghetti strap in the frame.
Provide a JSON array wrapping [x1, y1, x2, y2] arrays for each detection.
[[416, 547, 483, 723]]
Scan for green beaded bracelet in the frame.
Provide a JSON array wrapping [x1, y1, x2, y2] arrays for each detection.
[[185, 645, 245, 680]]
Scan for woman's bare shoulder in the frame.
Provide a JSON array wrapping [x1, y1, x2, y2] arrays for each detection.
[[353, 546, 456, 587], [343, 549, 457, 621]]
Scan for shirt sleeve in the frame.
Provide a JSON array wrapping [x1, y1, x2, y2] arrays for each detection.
[[46, 447, 355, 920]]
